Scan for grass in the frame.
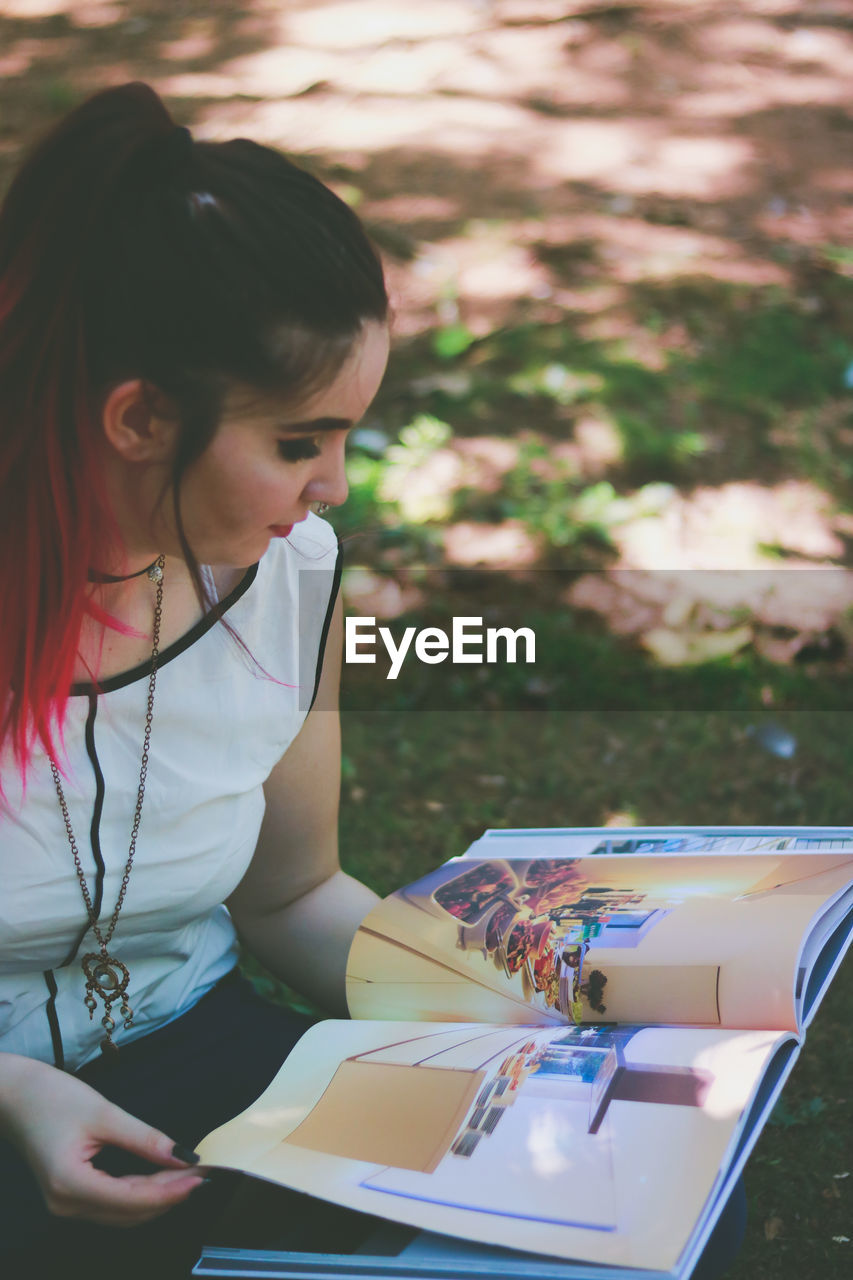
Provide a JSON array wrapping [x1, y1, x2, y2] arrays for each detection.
[[338, 711, 853, 894]]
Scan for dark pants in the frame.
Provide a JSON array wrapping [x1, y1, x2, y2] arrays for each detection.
[[0, 973, 746, 1278], [0, 972, 314, 1279]]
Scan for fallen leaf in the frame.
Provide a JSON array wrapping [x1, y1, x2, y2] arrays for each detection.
[[764, 1217, 784, 1241]]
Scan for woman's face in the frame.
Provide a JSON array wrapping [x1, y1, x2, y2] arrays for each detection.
[[169, 320, 390, 567]]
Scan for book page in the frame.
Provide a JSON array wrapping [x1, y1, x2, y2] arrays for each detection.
[[347, 853, 853, 1032], [197, 1019, 794, 1274], [463, 827, 853, 861]]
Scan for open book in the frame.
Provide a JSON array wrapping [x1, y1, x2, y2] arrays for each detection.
[[196, 827, 853, 1279]]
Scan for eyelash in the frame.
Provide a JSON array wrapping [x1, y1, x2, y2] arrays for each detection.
[[277, 437, 322, 463]]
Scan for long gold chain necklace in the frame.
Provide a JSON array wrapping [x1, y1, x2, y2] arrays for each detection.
[[49, 555, 165, 1056]]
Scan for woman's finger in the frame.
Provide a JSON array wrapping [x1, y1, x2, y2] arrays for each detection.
[[91, 1101, 199, 1170], [48, 1165, 205, 1223]]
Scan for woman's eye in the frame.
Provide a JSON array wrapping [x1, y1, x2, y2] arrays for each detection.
[[277, 437, 322, 462]]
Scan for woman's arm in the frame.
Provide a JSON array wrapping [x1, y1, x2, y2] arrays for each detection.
[[226, 596, 379, 1015]]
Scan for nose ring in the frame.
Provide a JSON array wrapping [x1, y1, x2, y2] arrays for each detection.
[[315, 502, 330, 516]]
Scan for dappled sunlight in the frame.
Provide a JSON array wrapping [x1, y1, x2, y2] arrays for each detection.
[[166, 46, 338, 101], [2, 0, 851, 669], [4, 0, 850, 333], [815, 166, 853, 197], [565, 414, 625, 473], [610, 480, 846, 571], [539, 213, 792, 288], [342, 568, 426, 621], [566, 560, 853, 670], [381, 446, 463, 522], [561, 479, 853, 669], [366, 193, 461, 226], [756, 200, 853, 253], [536, 126, 756, 199], [454, 437, 524, 491], [443, 519, 541, 568], [421, 222, 550, 329], [707, 14, 853, 72], [284, 0, 481, 49], [568, 561, 853, 633], [245, 94, 531, 154], [1, 0, 95, 14]]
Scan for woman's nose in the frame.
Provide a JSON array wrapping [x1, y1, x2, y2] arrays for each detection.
[[305, 435, 349, 508]]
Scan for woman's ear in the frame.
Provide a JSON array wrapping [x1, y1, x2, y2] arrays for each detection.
[[100, 380, 178, 463]]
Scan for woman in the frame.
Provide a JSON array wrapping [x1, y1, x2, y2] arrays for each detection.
[[0, 82, 388, 1275]]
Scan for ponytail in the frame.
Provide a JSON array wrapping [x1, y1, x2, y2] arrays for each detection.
[[0, 83, 387, 779]]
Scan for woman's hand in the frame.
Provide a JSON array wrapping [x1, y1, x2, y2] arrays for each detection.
[[0, 1053, 205, 1227]]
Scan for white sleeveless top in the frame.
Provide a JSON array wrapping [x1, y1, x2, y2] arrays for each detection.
[[0, 514, 340, 1071]]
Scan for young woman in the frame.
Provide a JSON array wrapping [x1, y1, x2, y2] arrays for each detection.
[[0, 82, 388, 1276]]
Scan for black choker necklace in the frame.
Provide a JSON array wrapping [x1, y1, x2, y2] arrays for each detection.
[[88, 558, 164, 585]]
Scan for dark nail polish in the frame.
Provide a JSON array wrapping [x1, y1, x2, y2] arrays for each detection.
[[171, 1143, 200, 1164]]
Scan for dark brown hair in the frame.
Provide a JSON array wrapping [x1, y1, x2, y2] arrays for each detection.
[[0, 82, 388, 774]]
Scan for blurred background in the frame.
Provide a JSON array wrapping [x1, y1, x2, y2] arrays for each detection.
[[1, 2, 851, 1274]]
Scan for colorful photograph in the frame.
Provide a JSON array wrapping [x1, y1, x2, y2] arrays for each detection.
[[349, 852, 853, 1030]]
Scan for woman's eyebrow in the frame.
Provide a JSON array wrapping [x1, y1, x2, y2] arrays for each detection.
[[276, 415, 353, 434]]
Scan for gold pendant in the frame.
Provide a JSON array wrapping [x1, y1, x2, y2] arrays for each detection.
[[82, 951, 133, 1054]]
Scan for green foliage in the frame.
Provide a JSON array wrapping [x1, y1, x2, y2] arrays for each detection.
[[433, 323, 477, 360], [497, 441, 598, 548], [495, 435, 676, 550], [333, 451, 389, 539], [334, 183, 363, 208], [689, 303, 849, 412], [379, 415, 453, 521], [820, 244, 853, 275], [507, 361, 604, 405], [385, 414, 452, 467], [386, 282, 853, 499]]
